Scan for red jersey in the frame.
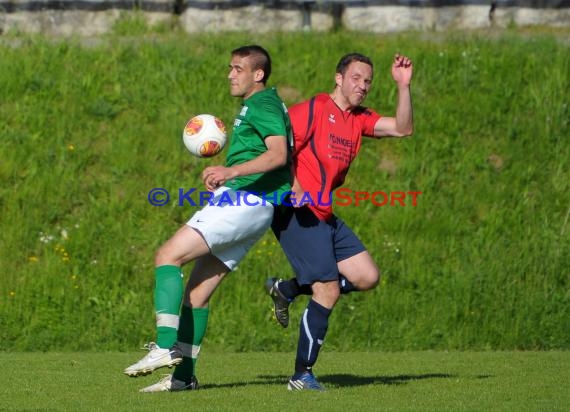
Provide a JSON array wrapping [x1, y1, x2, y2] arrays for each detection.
[[289, 93, 381, 221]]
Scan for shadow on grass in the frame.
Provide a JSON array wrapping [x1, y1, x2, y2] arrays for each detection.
[[319, 372, 456, 387], [198, 372, 456, 390]]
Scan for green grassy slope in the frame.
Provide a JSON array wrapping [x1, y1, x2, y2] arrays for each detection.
[[0, 28, 568, 351]]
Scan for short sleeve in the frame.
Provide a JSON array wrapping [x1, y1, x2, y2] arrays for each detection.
[[360, 108, 382, 137]]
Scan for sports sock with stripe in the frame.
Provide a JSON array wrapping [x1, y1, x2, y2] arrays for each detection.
[[154, 265, 184, 348], [173, 306, 209, 382], [293, 299, 331, 377]]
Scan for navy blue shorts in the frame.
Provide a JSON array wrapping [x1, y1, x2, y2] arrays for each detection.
[[271, 206, 366, 286]]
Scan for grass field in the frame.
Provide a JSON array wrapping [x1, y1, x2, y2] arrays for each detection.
[[2, 351, 568, 411], [0, 20, 568, 411], [0, 21, 568, 358]]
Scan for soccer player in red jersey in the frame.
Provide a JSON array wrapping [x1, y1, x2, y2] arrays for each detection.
[[266, 52, 414, 391]]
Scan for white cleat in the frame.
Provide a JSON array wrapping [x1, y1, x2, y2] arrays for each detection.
[[123, 342, 182, 377], [139, 374, 198, 393]]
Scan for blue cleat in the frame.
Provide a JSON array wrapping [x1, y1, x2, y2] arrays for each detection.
[[287, 371, 325, 391]]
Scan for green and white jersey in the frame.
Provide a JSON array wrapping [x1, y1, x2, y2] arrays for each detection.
[[224, 87, 292, 205]]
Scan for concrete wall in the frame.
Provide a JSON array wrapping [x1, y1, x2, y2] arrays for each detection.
[[0, 1, 568, 36]]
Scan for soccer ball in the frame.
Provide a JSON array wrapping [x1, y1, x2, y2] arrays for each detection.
[[182, 114, 227, 158]]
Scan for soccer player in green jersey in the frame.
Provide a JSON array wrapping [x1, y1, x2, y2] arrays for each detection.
[[124, 45, 292, 392]]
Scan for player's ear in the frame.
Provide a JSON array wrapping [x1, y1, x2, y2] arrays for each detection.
[[335, 72, 343, 87], [254, 69, 265, 83]]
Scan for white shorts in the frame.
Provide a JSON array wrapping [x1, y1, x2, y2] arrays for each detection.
[[187, 186, 274, 270]]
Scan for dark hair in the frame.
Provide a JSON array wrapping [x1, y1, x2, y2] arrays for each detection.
[[335, 53, 373, 76], [231, 45, 272, 84]]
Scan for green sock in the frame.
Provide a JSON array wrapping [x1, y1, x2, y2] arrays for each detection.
[[154, 265, 183, 348], [173, 306, 209, 382]]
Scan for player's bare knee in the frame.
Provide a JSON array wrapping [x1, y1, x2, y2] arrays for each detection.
[[154, 246, 179, 267], [362, 267, 380, 290], [328, 285, 341, 301], [312, 281, 340, 307], [371, 268, 380, 289], [154, 247, 166, 266]]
